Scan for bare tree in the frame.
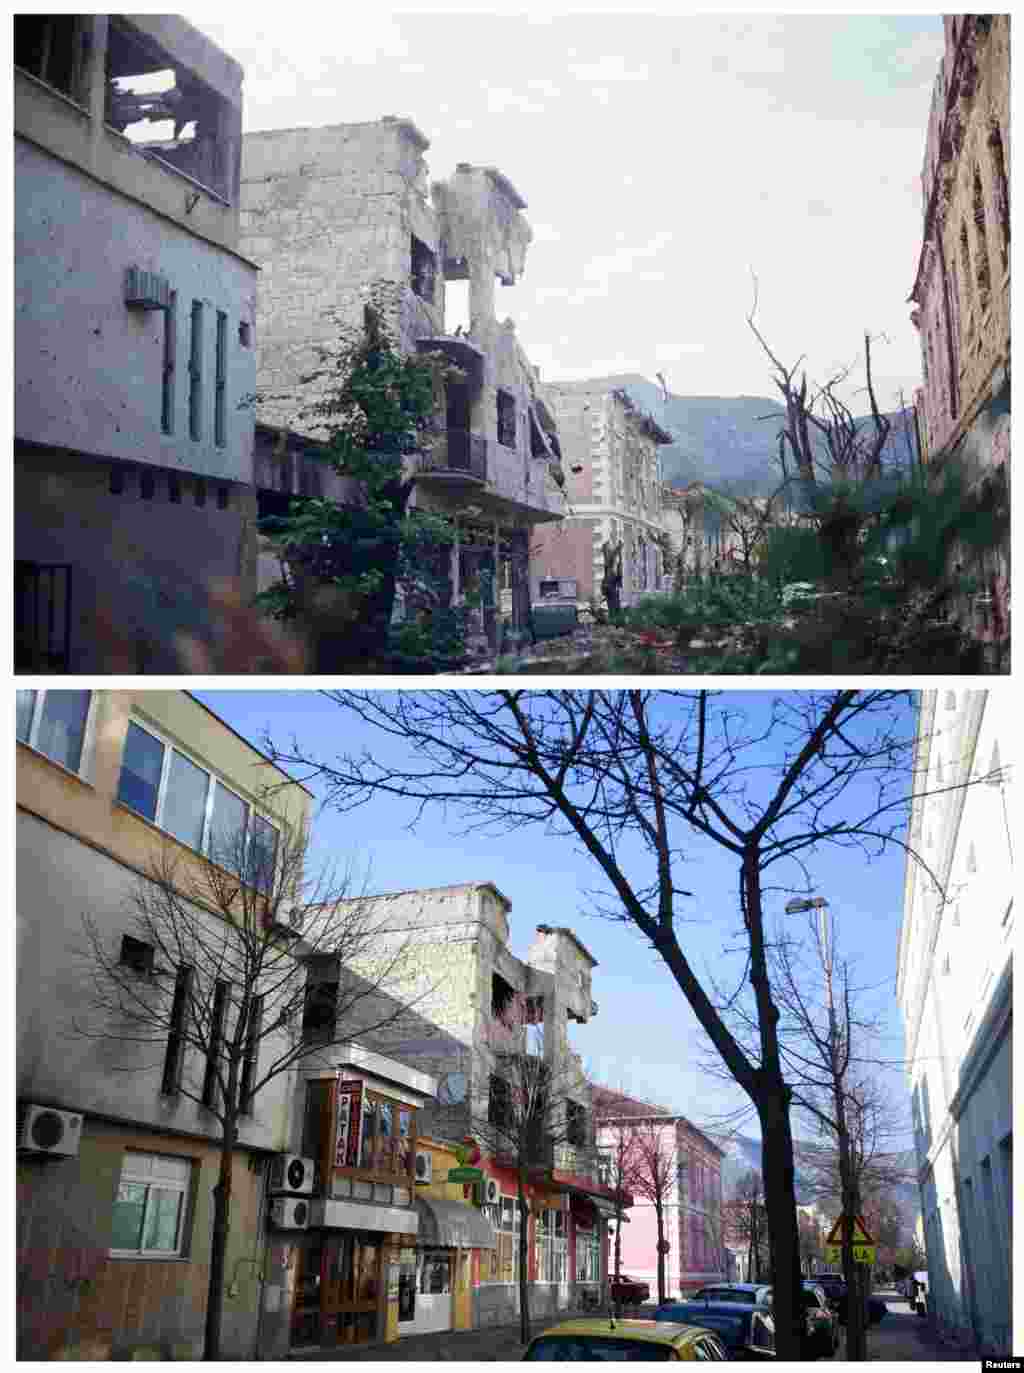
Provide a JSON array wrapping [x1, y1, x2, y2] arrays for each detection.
[[726, 1170, 770, 1282], [595, 1113, 640, 1297], [70, 822, 430, 1361], [625, 1118, 677, 1305], [264, 688, 987, 1359], [466, 991, 590, 1344]]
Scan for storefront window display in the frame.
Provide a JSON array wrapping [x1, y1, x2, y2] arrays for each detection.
[[536, 1207, 568, 1283], [483, 1194, 521, 1284], [576, 1225, 602, 1284]]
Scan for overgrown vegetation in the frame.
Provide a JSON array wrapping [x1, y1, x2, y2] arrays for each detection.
[[256, 304, 468, 672]]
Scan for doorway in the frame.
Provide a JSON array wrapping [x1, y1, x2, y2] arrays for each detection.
[[290, 1231, 383, 1349]]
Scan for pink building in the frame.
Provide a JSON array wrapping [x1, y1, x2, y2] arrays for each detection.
[[594, 1088, 726, 1299]]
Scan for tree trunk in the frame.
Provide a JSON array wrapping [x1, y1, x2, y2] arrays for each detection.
[[654, 1201, 666, 1305], [204, 1119, 236, 1361], [759, 1091, 806, 1361], [517, 1175, 531, 1346]]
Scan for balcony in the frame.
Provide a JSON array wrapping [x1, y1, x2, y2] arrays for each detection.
[[416, 428, 488, 484]]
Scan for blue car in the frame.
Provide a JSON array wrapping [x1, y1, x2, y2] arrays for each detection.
[[655, 1301, 776, 1360]]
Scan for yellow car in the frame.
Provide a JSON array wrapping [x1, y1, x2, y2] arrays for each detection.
[[523, 1317, 730, 1361]]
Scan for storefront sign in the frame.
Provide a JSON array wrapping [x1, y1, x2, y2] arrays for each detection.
[[335, 1079, 364, 1169], [447, 1167, 483, 1182], [387, 1264, 400, 1300]]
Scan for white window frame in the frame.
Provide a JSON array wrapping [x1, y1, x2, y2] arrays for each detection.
[[576, 1224, 601, 1283], [536, 1206, 567, 1283], [16, 688, 95, 778], [117, 716, 280, 887], [483, 1193, 521, 1285], [110, 1151, 192, 1259]]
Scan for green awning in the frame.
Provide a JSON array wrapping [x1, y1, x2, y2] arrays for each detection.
[[414, 1196, 497, 1249]]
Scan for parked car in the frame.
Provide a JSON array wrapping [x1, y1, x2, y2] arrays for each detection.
[[690, 1282, 836, 1357], [611, 1275, 653, 1305], [523, 1318, 729, 1361], [655, 1301, 776, 1360], [810, 1275, 887, 1326]]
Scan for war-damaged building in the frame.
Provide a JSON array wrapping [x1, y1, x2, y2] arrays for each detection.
[[531, 383, 672, 611], [239, 119, 566, 639], [14, 15, 259, 673]]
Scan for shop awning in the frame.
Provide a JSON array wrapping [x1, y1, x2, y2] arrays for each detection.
[[414, 1197, 497, 1249]]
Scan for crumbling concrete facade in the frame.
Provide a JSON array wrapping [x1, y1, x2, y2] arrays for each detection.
[[532, 383, 672, 609], [908, 16, 1010, 658], [239, 122, 566, 637], [342, 882, 614, 1325], [14, 15, 259, 673]]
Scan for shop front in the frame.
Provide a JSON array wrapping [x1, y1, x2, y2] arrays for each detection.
[[401, 1196, 496, 1336]]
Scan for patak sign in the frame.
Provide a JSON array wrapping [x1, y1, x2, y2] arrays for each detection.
[[335, 1079, 364, 1169]]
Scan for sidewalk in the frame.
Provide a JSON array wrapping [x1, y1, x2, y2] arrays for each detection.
[[837, 1293, 971, 1362], [289, 1308, 603, 1362]]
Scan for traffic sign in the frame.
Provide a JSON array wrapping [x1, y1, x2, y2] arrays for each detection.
[[824, 1214, 874, 1246]]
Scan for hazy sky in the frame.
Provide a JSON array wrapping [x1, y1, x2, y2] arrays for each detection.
[[188, 7, 943, 412], [194, 688, 917, 1147]]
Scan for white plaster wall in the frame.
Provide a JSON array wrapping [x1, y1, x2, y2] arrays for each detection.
[[15, 139, 256, 481], [17, 812, 291, 1151]]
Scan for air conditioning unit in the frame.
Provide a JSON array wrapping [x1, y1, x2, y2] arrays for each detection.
[[18, 1105, 83, 1157], [269, 1196, 310, 1229], [484, 1177, 500, 1205], [124, 266, 171, 311], [414, 1150, 432, 1184], [268, 1153, 315, 1195]]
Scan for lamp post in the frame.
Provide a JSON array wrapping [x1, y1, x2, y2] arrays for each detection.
[[783, 894, 868, 1359]]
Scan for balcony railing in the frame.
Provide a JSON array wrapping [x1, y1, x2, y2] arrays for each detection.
[[417, 428, 488, 481]]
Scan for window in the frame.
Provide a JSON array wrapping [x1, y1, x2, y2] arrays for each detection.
[[238, 321, 251, 347], [120, 935, 155, 976], [238, 994, 263, 1115], [410, 235, 436, 303], [202, 979, 229, 1108], [485, 1194, 521, 1283], [302, 957, 340, 1042], [353, 1090, 414, 1176], [576, 1224, 601, 1283], [14, 15, 89, 103], [567, 1100, 588, 1148], [536, 1207, 567, 1283], [161, 291, 177, 433], [497, 390, 517, 449], [214, 310, 227, 446], [17, 689, 91, 774], [116, 718, 278, 882], [111, 1152, 191, 1257], [161, 964, 193, 1095], [488, 1074, 511, 1130], [189, 300, 203, 440]]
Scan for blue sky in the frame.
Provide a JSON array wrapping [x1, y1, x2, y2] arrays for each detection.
[[194, 688, 917, 1147], [187, 7, 944, 411]]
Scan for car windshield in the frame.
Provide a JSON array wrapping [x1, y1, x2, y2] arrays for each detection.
[[526, 1336, 675, 1361]]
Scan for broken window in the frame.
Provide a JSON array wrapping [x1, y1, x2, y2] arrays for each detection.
[[410, 235, 437, 303], [105, 18, 236, 203], [497, 390, 516, 449], [492, 971, 515, 1020], [14, 15, 90, 105]]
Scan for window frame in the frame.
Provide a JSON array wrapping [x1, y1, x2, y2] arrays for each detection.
[[16, 688, 94, 778], [110, 1151, 193, 1259], [116, 716, 280, 886]]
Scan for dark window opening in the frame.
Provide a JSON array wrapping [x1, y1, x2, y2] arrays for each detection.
[[239, 994, 263, 1115], [303, 957, 340, 1042], [238, 320, 251, 347], [301, 1079, 333, 1179], [525, 995, 545, 1024], [110, 466, 125, 496], [188, 300, 203, 440], [988, 123, 1010, 273], [194, 479, 207, 508], [529, 412, 550, 459], [202, 979, 229, 1108], [566, 1100, 588, 1148], [973, 167, 992, 312], [119, 935, 155, 975], [140, 470, 155, 500], [488, 1073, 511, 1130], [214, 310, 227, 447], [497, 390, 516, 449], [161, 964, 193, 1095], [217, 485, 230, 511], [168, 475, 182, 504], [492, 971, 515, 1020], [14, 15, 89, 104], [104, 18, 236, 204], [161, 291, 177, 434], [410, 235, 437, 303]]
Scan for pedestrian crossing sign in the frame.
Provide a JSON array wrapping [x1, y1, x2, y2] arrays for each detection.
[[824, 1214, 874, 1246]]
